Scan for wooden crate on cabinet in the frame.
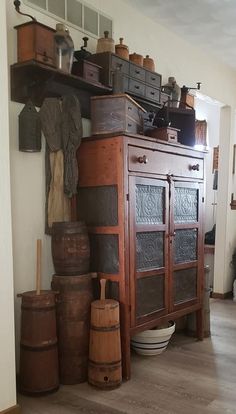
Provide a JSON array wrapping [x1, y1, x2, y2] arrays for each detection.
[[77, 133, 206, 380], [91, 94, 146, 136]]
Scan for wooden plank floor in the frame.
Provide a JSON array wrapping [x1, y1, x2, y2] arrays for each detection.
[[18, 299, 236, 413]]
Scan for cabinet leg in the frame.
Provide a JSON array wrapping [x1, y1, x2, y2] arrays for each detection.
[[121, 336, 131, 380], [196, 308, 204, 340], [120, 304, 131, 380]]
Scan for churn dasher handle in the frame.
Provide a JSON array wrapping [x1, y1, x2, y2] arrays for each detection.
[[36, 239, 42, 295], [100, 279, 106, 300]]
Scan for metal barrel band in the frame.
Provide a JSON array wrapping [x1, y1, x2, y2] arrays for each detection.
[[89, 359, 121, 366], [90, 323, 120, 332], [88, 379, 121, 388], [20, 340, 58, 351], [21, 305, 55, 312]]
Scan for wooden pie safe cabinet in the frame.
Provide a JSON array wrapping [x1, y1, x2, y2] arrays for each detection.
[[76, 133, 205, 380]]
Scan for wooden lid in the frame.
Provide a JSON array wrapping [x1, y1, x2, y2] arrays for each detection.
[[91, 94, 146, 113], [18, 290, 55, 298], [91, 299, 119, 309], [14, 21, 56, 32], [18, 290, 56, 307]]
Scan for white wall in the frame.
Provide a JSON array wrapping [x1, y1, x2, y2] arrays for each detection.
[[6, 0, 236, 373], [195, 97, 221, 233], [195, 97, 221, 291], [0, 1, 17, 410], [214, 107, 236, 293]]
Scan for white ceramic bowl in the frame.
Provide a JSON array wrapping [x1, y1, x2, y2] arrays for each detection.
[[131, 321, 175, 356]]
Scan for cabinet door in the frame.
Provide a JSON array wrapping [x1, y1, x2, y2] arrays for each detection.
[[169, 181, 204, 311], [129, 176, 169, 327]]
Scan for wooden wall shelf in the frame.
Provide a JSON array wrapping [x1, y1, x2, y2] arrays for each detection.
[[10, 61, 112, 118]]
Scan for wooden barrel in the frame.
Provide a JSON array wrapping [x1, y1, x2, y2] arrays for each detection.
[[19, 290, 59, 395], [51, 221, 90, 276], [88, 299, 122, 389], [51, 274, 93, 384]]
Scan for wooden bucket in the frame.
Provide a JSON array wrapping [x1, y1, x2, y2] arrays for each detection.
[[88, 293, 122, 389], [51, 273, 93, 384], [19, 290, 59, 395], [51, 221, 90, 276]]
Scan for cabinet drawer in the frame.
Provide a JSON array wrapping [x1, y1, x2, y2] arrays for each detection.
[[125, 99, 143, 123], [129, 63, 146, 82], [36, 53, 54, 66], [125, 118, 142, 134], [111, 55, 129, 74], [145, 71, 161, 88], [83, 62, 100, 83], [128, 78, 145, 97], [128, 146, 204, 179], [145, 85, 160, 103]]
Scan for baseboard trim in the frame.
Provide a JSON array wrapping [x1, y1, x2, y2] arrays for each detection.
[[0, 404, 20, 414], [212, 291, 232, 299]]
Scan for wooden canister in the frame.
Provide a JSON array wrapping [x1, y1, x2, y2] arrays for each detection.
[[129, 52, 143, 66], [88, 295, 122, 389], [51, 221, 90, 276], [115, 38, 129, 60], [51, 274, 93, 384], [96, 31, 115, 53], [19, 290, 59, 395], [143, 55, 155, 72]]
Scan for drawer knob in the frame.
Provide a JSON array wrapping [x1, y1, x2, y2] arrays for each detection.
[[190, 163, 200, 171], [138, 155, 148, 164]]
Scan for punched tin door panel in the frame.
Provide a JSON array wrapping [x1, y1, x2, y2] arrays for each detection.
[[129, 176, 169, 327], [169, 180, 204, 312]]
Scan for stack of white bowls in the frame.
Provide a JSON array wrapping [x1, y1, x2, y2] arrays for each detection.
[[131, 321, 175, 356]]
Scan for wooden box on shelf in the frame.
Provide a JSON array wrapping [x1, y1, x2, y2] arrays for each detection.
[[91, 94, 146, 136], [72, 60, 101, 84], [15, 21, 56, 67], [87, 52, 162, 109], [156, 106, 196, 146], [148, 126, 179, 143]]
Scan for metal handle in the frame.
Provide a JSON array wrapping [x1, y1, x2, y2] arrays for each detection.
[[150, 91, 155, 95], [135, 70, 140, 74], [151, 76, 156, 81], [190, 163, 200, 171], [138, 155, 148, 164], [134, 85, 140, 89]]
